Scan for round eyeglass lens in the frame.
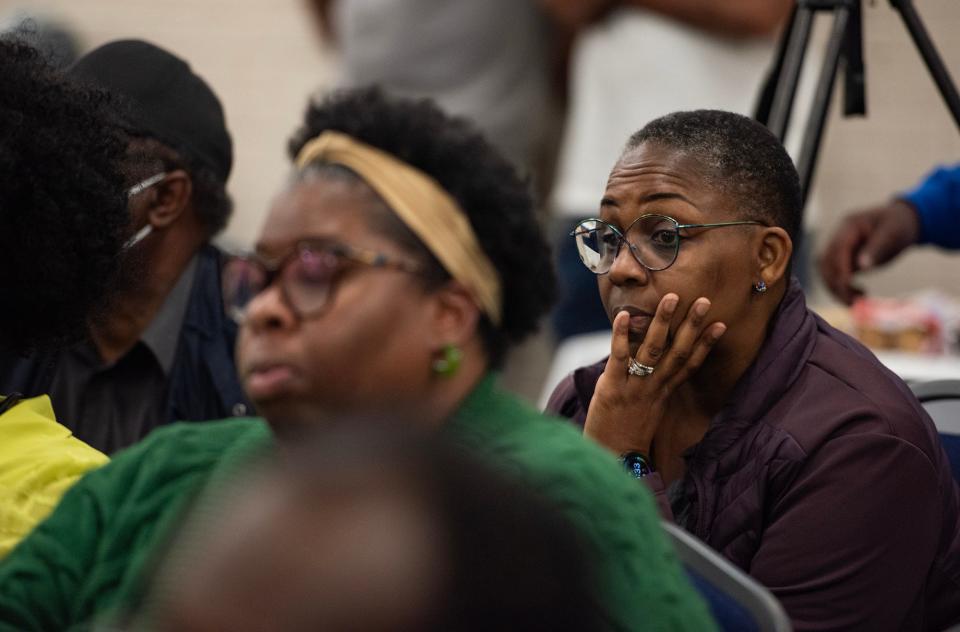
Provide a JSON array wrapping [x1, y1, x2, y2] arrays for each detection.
[[631, 215, 681, 271], [282, 247, 339, 317], [573, 219, 620, 274]]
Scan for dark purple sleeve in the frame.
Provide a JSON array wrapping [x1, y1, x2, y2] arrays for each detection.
[[544, 373, 587, 424], [750, 433, 942, 631]]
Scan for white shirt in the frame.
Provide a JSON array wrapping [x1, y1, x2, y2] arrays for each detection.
[[553, 8, 779, 217]]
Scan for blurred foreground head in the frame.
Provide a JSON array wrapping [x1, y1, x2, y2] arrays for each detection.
[[132, 426, 607, 631], [0, 39, 127, 353]]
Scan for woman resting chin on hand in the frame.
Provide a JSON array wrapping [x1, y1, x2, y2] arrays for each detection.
[[547, 109, 960, 632], [584, 293, 726, 490]]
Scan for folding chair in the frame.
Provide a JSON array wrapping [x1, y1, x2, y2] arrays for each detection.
[[910, 379, 960, 482], [663, 521, 792, 632]]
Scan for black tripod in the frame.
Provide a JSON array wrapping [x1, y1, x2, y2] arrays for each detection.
[[755, 0, 960, 210]]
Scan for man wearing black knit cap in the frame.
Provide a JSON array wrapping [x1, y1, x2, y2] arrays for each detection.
[[0, 39, 251, 453]]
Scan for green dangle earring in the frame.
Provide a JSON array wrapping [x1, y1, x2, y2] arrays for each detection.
[[432, 344, 462, 377]]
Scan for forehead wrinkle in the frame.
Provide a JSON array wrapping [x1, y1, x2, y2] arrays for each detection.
[[603, 150, 733, 226], [605, 163, 694, 189], [606, 154, 702, 199], [603, 172, 703, 218]]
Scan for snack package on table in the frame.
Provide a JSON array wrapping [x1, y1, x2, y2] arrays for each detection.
[[850, 291, 960, 355]]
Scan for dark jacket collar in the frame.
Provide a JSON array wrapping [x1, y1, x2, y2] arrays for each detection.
[[687, 279, 816, 463], [166, 244, 251, 420]]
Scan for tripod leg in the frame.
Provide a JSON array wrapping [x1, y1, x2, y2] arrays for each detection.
[[889, 0, 960, 130], [754, 6, 797, 126], [842, 0, 866, 116], [797, 6, 852, 208], [767, 7, 816, 141]]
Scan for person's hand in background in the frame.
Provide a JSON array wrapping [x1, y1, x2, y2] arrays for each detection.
[[818, 200, 921, 305]]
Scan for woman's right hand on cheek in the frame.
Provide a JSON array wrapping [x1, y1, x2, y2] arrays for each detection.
[[583, 293, 726, 458]]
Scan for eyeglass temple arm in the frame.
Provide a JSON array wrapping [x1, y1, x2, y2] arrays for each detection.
[[676, 220, 766, 229]]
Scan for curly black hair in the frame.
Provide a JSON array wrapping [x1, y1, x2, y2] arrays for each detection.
[[0, 40, 128, 353], [627, 110, 802, 244], [288, 87, 556, 368]]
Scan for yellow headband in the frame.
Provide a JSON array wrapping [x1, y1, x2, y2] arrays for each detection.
[[295, 131, 503, 326]]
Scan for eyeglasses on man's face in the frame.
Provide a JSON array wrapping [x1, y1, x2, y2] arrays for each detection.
[[222, 239, 421, 323], [571, 214, 766, 274]]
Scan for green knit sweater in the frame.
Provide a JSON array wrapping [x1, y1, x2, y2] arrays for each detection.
[[0, 376, 714, 631]]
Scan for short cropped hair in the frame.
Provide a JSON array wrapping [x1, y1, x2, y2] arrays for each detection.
[[627, 110, 802, 243], [289, 87, 556, 368]]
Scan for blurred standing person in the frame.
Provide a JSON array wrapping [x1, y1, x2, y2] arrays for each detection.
[[544, 0, 793, 340], [819, 163, 960, 304], [0, 40, 251, 454], [306, 0, 559, 189]]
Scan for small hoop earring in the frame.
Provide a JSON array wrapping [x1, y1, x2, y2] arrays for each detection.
[[431, 344, 462, 377], [752, 280, 768, 295]]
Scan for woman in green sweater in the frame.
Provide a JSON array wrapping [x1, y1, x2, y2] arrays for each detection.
[[0, 88, 715, 631]]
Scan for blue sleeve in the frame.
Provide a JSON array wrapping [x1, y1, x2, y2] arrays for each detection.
[[901, 164, 960, 248]]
